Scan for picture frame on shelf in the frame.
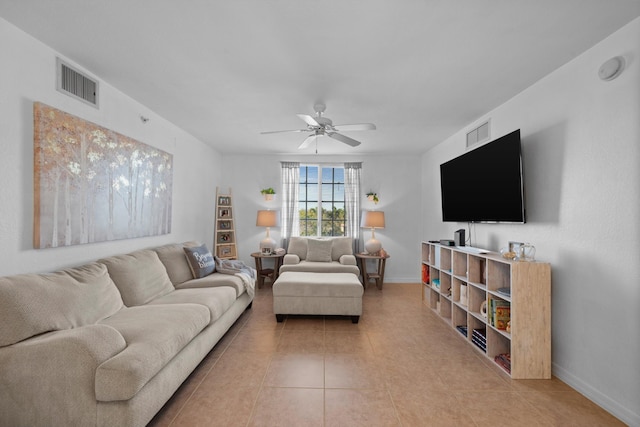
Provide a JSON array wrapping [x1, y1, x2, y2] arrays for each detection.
[[508, 241, 523, 254], [217, 196, 230, 206], [217, 245, 235, 258], [218, 207, 231, 218], [217, 232, 232, 243], [218, 220, 231, 230]]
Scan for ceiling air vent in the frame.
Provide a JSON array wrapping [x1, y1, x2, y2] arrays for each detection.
[[466, 119, 490, 148], [56, 58, 99, 108]]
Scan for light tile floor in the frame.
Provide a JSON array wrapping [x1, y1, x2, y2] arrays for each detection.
[[148, 283, 624, 427]]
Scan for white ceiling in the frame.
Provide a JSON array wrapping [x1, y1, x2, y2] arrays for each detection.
[[1, 1, 639, 155]]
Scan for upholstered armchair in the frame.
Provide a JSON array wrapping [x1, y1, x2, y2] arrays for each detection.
[[278, 237, 360, 275]]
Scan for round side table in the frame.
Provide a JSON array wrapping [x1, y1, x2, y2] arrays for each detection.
[[250, 252, 285, 288]]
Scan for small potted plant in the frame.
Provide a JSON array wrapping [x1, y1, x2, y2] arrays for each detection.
[[366, 192, 379, 204], [261, 187, 276, 201]]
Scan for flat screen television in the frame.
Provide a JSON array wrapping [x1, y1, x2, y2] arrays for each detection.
[[440, 129, 525, 223]]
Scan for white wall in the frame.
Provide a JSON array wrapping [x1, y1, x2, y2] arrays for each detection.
[[220, 154, 422, 283], [0, 17, 223, 276], [421, 18, 640, 425]]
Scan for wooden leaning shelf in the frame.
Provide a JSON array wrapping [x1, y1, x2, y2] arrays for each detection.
[[214, 187, 237, 259]]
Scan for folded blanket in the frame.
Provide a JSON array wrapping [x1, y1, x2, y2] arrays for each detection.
[[215, 257, 256, 298], [235, 272, 255, 298]]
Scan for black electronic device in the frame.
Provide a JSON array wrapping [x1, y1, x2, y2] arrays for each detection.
[[454, 229, 465, 246], [440, 129, 525, 223], [439, 239, 455, 246]]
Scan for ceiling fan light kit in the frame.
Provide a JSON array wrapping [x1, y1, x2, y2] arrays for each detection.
[[261, 103, 376, 150]]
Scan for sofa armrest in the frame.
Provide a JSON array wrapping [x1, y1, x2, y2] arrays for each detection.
[[339, 254, 357, 266], [0, 325, 126, 427], [283, 254, 301, 265]]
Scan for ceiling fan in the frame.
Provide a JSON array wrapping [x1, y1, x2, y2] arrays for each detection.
[[261, 103, 376, 149]]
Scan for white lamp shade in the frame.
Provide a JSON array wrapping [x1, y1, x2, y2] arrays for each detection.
[[256, 210, 278, 227], [256, 210, 278, 250], [361, 211, 385, 254], [361, 211, 385, 229]]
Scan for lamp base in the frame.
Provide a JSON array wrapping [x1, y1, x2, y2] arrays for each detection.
[[260, 237, 276, 251], [364, 238, 382, 255]]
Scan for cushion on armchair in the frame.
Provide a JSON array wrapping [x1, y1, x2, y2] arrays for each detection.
[[287, 237, 308, 260], [331, 237, 353, 260], [306, 239, 333, 262]]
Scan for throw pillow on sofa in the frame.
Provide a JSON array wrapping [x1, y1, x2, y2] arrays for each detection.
[[306, 238, 333, 262], [184, 244, 216, 278]]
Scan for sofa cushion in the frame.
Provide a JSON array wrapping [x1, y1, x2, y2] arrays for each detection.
[[154, 243, 194, 285], [96, 303, 210, 401], [306, 238, 333, 262], [183, 244, 216, 278], [99, 249, 174, 306], [287, 237, 308, 260], [148, 287, 237, 322], [174, 273, 246, 297], [0, 263, 123, 347], [331, 237, 353, 261]]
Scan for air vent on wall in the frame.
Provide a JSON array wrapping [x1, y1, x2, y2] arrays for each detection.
[[466, 119, 490, 148], [56, 58, 99, 108]]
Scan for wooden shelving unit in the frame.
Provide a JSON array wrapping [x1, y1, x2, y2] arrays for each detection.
[[421, 241, 551, 379], [214, 187, 237, 259]]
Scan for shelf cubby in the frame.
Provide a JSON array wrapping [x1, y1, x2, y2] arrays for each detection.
[[452, 251, 468, 277], [468, 256, 487, 285]]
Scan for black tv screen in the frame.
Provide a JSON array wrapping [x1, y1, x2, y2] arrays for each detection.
[[440, 129, 525, 223]]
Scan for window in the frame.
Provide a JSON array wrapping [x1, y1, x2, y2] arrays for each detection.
[[299, 165, 345, 236]]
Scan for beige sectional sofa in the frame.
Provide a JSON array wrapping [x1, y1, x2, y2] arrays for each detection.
[[0, 242, 253, 427], [279, 236, 360, 275]]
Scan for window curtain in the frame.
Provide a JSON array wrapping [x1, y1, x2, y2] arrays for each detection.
[[344, 162, 362, 253], [280, 162, 300, 249]]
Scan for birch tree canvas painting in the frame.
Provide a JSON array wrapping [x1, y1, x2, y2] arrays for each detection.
[[33, 102, 173, 248]]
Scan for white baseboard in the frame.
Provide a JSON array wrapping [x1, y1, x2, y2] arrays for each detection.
[[382, 276, 420, 284], [553, 362, 639, 426]]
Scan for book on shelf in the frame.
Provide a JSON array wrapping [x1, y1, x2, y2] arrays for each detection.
[[489, 298, 510, 329], [456, 325, 468, 337], [496, 287, 511, 297], [495, 305, 510, 330], [422, 264, 429, 284], [471, 327, 487, 351], [471, 339, 486, 352], [495, 353, 511, 373]]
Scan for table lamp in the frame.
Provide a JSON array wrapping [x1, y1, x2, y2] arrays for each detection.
[[361, 210, 385, 254], [256, 210, 278, 251]]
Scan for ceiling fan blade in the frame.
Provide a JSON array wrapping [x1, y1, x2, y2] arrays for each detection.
[[333, 123, 376, 131], [260, 129, 306, 134], [327, 132, 361, 147], [297, 114, 320, 127], [298, 134, 316, 149]]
